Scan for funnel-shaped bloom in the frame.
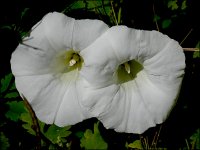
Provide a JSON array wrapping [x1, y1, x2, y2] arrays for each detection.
[[11, 12, 109, 126], [79, 26, 185, 134]]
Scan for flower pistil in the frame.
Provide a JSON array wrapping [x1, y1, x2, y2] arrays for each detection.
[[64, 49, 83, 71]]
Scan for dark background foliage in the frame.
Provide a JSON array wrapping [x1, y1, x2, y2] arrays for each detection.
[[0, 0, 200, 149]]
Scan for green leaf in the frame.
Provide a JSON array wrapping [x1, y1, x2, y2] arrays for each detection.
[[193, 51, 200, 58], [5, 101, 26, 122], [22, 123, 36, 136], [0, 132, 10, 150], [0, 73, 13, 93], [128, 140, 143, 149], [153, 15, 161, 22], [168, 0, 178, 10], [48, 144, 57, 150], [80, 122, 108, 149], [162, 19, 172, 29], [20, 111, 31, 123], [4, 92, 19, 98], [20, 112, 35, 135], [44, 124, 71, 145], [193, 41, 200, 58], [0, 25, 13, 30], [9, 82, 16, 90], [75, 131, 84, 138], [90, 0, 111, 17], [21, 8, 29, 19], [67, 0, 111, 16], [125, 142, 129, 149], [20, 112, 45, 136], [181, 0, 187, 10], [70, 1, 86, 10], [190, 128, 200, 149]]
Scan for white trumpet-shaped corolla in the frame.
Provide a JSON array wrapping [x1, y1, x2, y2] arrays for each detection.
[[79, 26, 185, 134], [10, 12, 109, 126]]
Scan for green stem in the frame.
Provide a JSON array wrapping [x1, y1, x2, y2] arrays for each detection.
[[111, 1, 118, 25], [22, 95, 42, 150]]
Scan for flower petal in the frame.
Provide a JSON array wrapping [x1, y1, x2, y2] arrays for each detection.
[[99, 76, 156, 134], [80, 34, 119, 87], [80, 26, 142, 87], [54, 74, 92, 126], [11, 44, 56, 76], [15, 71, 90, 125], [77, 78, 119, 116], [24, 12, 75, 52], [78, 72, 157, 134], [72, 18, 109, 51], [11, 12, 75, 76], [140, 30, 185, 77], [42, 12, 75, 50]]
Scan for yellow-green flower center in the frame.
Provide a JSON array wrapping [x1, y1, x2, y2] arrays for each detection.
[[64, 49, 83, 71], [69, 53, 80, 66], [116, 60, 143, 84]]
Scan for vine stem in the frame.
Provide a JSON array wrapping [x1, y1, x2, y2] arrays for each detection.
[[152, 3, 197, 51], [111, 1, 118, 25], [22, 95, 41, 150], [153, 4, 160, 32], [153, 125, 162, 148], [183, 48, 199, 51], [180, 29, 193, 45]]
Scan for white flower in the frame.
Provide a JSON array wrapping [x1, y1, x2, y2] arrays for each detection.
[[11, 12, 109, 126], [79, 26, 185, 134]]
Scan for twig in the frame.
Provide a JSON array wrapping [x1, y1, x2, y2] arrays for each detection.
[[150, 125, 162, 149], [21, 43, 43, 50], [151, 131, 158, 148], [117, 7, 122, 25], [146, 136, 149, 149], [140, 135, 149, 149], [154, 125, 162, 147], [152, 4, 196, 52], [139, 135, 145, 148], [183, 48, 200, 51], [180, 28, 193, 45], [153, 4, 160, 31], [22, 95, 41, 150], [185, 139, 190, 150], [111, 1, 118, 25]]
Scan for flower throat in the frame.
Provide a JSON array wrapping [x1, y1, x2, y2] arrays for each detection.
[[116, 60, 143, 84], [64, 49, 83, 71]]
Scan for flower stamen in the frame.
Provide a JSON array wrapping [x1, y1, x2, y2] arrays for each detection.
[[116, 60, 143, 84], [69, 59, 76, 66], [124, 62, 130, 74], [69, 53, 80, 66], [62, 50, 84, 71]]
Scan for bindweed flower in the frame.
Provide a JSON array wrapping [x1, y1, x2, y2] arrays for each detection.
[[79, 26, 185, 134], [10, 12, 109, 126], [11, 12, 185, 134]]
